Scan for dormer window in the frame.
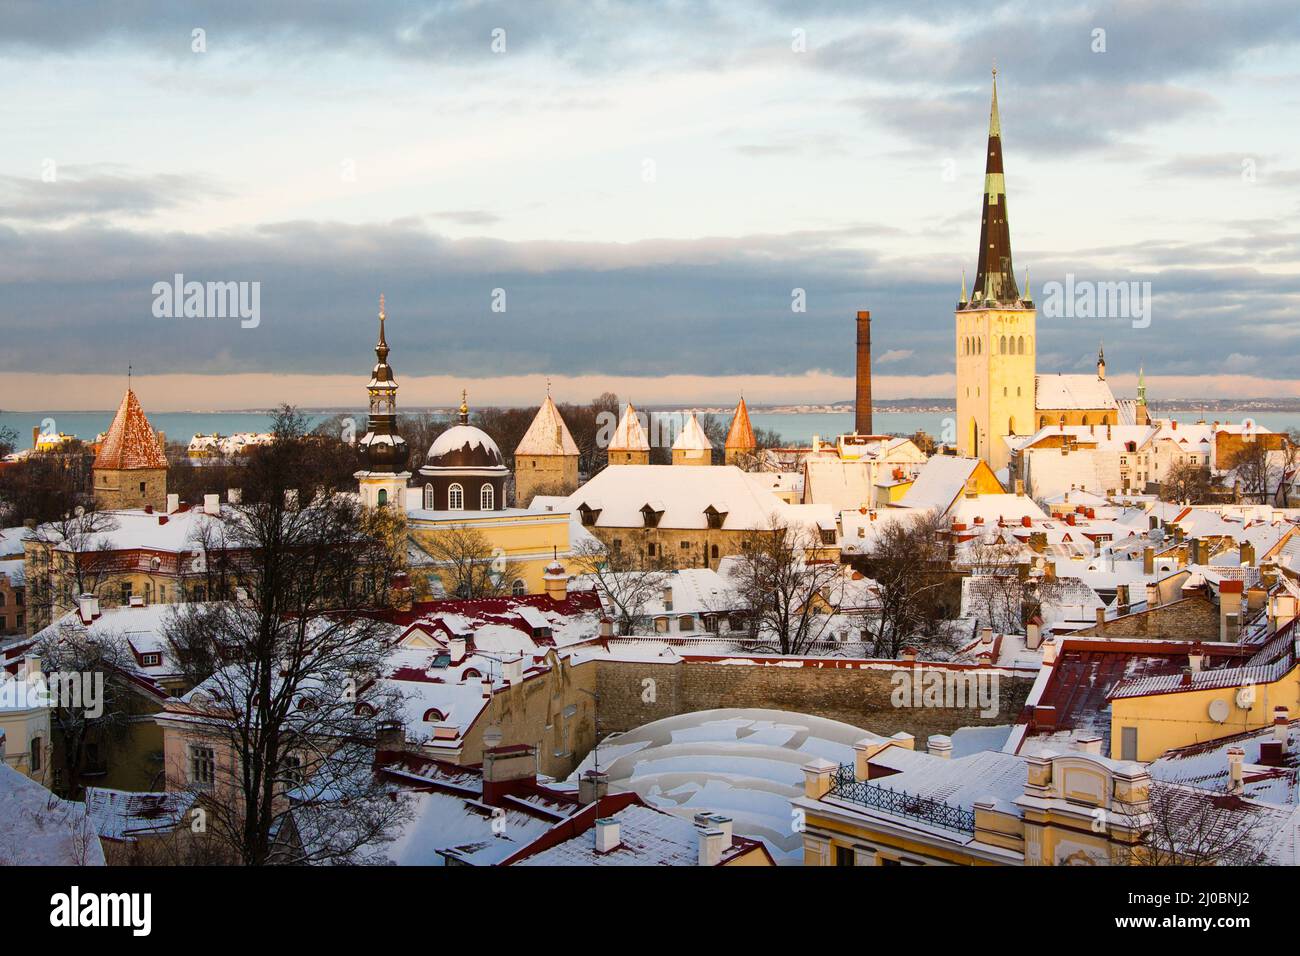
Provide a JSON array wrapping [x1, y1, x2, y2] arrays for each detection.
[[422, 708, 446, 723], [641, 504, 664, 528], [140, 653, 161, 667], [578, 503, 601, 526], [704, 505, 728, 530]]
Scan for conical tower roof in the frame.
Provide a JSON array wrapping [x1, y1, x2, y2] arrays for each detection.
[[516, 394, 579, 456], [94, 389, 167, 470], [967, 68, 1022, 308], [608, 403, 650, 452], [672, 412, 712, 452], [724, 397, 756, 451]]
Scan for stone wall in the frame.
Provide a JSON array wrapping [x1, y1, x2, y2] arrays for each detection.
[[591, 656, 1033, 744], [1072, 594, 1219, 641]]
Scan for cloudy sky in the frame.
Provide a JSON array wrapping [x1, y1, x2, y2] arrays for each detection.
[[1, 0, 1298, 410]]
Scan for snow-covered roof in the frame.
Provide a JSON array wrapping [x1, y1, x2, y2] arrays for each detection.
[[0, 763, 105, 864], [426, 424, 502, 463], [562, 464, 830, 533], [897, 456, 991, 513], [608, 403, 650, 452], [514, 395, 579, 456], [671, 412, 712, 452], [1034, 374, 1118, 411], [0, 526, 31, 558], [84, 787, 197, 842]]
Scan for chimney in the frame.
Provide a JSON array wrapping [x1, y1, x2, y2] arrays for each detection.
[[1116, 584, 1130, 614], [481, 744, 538, 805], [375, 720, 405, 753], [598, 617, 614, 638], [203, 493, 220, 516], [802, 757, 837, 799], [980, 626, 994, 648], [21, 653, 41, 681], [1226, 747, 1245, 795], [1143, 546, 1154, 574], [1095, 606, 1106, 629], [1146, 582, 1161, 609], [594, 817, 621, 853], [77, 593, 100, 623], [662, 584, 674, 611], [1188, 647, 1205, 673], [502, 654, 524, 685], [166, 493, 179, 514], [578, 770, 610, 806], [1240, 541, 1255, 567], [1014, 479, 1024, 496], [1075, 734, 1103, 755], [1188, 537, 1201, 566], [543, 560, 568, 602], [31, 426, 39, 449], [1274, 707, 1290, 744], [1041, 638, 1057, 665], [697, 826, 727, 866], [228, 487, 242, 505], [1025, 619, 1042, 649], [928, 734, 953, 759], [855, 310, 872, 435], [447, 637, 466, 665], [1219, 580, 1244, 641]]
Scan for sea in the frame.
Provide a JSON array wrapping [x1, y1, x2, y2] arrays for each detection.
[[4, 408, 1298, 450]]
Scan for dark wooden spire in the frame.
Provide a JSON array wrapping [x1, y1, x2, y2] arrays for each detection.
[[968, 68, 1021, 308]]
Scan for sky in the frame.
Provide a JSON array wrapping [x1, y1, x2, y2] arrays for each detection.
[[1, 0, 1298, 411]]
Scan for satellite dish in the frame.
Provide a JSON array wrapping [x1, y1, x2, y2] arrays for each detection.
[[483, 726, 504, 749], [1208, 699, 1230, 723]]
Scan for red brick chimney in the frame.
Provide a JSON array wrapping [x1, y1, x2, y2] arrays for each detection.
[[855, 310, 872, 435]]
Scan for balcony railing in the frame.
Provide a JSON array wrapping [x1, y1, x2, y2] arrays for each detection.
[[829, 763, 975, 834]]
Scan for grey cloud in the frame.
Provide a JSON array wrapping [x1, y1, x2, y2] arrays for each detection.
[[0, 167, 225, 223]]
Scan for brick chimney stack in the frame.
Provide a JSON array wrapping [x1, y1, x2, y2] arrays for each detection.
[[855, 310, 872, 435]]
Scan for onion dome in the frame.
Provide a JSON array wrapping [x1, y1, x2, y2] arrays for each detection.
[[422, 391, 507, 473]]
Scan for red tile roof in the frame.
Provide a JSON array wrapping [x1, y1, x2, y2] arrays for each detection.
[[93, 389, 167, 470]]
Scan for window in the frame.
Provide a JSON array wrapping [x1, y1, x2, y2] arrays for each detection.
[[120, 583, 132, 605], [512, 579, 526, 597], [423, 484, 435, 509], [711, 544, 719, 559], [141, 653, 161, 667], [680, 540, 691, 550], [448, 483, 464, 510], [377, 488, 388, 506], [190, 745, 215, 787], [0, 593, 4, 607], [30, 737, 42, 772], [647, 543, 657, 557], [139, 481, 146, 493], [480, 484, 494, 510], [820, 529, 836, 546], [1120, 726, 1138, 762], [612, 538, 622, 551], [159, 586, 166, 603], [679, 615, 695, 631], [835, 846, 855, 867], [282, 754, 304, 786]]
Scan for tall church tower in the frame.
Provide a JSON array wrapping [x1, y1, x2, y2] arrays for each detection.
[[955, 68, 1036, 475], [355, 294, 411, 510]]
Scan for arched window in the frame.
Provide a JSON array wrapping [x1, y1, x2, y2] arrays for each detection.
[[512, 579, 526, 597], [1082, 415, 1089, 425], [448, 483, 464, 510], [1000, 335, 1007, 354], [377, 488, 388, 506], [1017, 335, 1025, 354], [1008, 417, 1016, 435], [422, 708, 445, 723], [423, 484, 435, 509], [462, 667, 482, 681], [480, 484, 494, 510], [1040, 416, 1048, 429]]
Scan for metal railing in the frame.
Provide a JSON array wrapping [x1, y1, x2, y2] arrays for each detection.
[[829, 763, 975, 834]]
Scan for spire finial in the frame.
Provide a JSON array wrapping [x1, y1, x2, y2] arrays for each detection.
[[960, 268, 968, 304], [546, 376, 551, 397], [379, 292, 385, 319], [459, 389, 469, 424]]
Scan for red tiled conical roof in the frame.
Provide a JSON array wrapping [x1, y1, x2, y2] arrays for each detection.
[[724, 397, 756, 451], [94, 389, 168, 470]]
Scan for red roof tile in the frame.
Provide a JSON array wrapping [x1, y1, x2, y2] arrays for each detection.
[[93, 390, 168, 470]]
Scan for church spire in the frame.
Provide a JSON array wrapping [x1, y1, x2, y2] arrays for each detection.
[[358, 294, 409, 477], [968, 65, 1020, 308]]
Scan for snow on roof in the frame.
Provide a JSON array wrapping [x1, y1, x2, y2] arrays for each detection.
[[514, 395, 579, 456], [566, 707, 872, 863], [0, 526, 32, 558], [671, 412, 712, 452], [608, 403, 650, 452], [387, 786, 558, 866], [803, 458, 874, 510], [42, 505, 226, 555], [897, 456, 988, 513], [1034, 374, 1119, 410], [837, 747, 1028, 816], [0, 763, 105, 864], [34, 603, 188, 683], [516, 802, 763, 866], [947, 494, 1047, 525], [84, 787, 197, 842], [426, 423, 502, 463], [93, 389, 168, 470], [562, 464, 827, 532]]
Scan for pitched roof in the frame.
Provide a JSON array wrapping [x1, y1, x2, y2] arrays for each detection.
[[672, 412, 712, 452], [608, 403, 650, 452], [724, 397, 756, 451], [1034, 374, 1119, 411], [515, 395, 579, 456], [93, 389, 167, 470]]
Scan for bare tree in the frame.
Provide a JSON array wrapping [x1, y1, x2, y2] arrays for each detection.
[[25, 506, 124, 631], [157, 407, 413, 865], [726, 516, 845, 655], [32, 623, 138, 798], [856, 510, 954, 658], [570, 537, 668, 635], [1130, 783, 1270, 866], [420, 524, 525, 599], [1160, 460, 1212, 505], [1228, 440, 1280, 505]]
